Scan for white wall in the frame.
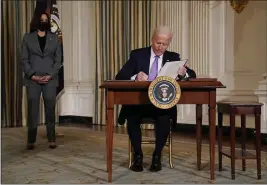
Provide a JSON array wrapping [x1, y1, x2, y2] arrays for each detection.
[[57, 1, 96, 118], [233, 1, 267, 133], [156, 1, 267, 133], [255, 73, 267, 133], [159, 1, 236, 126]]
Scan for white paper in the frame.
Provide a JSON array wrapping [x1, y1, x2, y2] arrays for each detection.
[[157, 60, 187, 79]]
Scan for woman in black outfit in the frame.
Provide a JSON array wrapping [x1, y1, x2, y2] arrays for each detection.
[[21, 12, 62, 149]]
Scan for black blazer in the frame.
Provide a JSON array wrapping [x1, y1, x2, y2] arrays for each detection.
[[115, 46, 196, 125]]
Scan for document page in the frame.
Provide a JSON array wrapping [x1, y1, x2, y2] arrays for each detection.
[[157, 60, 187, 79]]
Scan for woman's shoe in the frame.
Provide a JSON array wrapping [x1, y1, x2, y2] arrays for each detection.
[[46, 123, 56, 149], [27, 143, 35, 150], [49, 142, 57, 149], [27, 128, 37, 150]]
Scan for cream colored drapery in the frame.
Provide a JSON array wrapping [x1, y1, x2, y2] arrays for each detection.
[[1, 0, 59, 127], [94, 0, 163, 127], [2, 0, 35, 127]]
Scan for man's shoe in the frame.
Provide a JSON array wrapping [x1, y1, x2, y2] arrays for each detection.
[[149, 155, 162, 172], [130, 153, 143, 172], [49, 142, 57, 149]]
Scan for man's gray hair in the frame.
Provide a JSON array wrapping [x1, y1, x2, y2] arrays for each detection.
[[152, 25, 173, 39]]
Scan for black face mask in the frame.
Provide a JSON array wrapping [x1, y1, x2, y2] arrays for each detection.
[[38, 22, 50, 31]]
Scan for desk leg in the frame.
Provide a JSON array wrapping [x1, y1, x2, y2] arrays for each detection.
[[209, 91, 216, 181], [105, 91, 108, 172], [106, 91, 114, 183], [255, 113, 261, 180], [196, 104, 202, 170]]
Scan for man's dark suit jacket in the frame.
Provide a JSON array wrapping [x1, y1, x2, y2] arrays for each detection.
[[115, 46, 196, 125]]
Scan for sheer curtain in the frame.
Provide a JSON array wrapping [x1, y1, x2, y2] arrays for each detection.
[[94, 0, 163, 127]]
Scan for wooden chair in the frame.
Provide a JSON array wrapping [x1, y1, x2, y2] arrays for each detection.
[[217, 102, 263, 180], [128, 118, 174, 169]]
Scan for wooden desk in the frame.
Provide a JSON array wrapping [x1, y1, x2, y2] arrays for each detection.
[[100, 78, 225, 182]]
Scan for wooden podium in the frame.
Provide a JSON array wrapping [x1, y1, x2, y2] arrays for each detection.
[[100, 78, 225, 182]]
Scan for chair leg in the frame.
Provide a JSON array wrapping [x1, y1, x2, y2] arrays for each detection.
[[128, 139, 132, 169], [169, 131, 174, 168]]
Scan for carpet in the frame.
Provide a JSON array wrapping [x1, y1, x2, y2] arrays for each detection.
[[1, 126, 266, 184]]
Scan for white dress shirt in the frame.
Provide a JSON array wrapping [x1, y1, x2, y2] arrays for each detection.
[[131, 48, 188, 80]]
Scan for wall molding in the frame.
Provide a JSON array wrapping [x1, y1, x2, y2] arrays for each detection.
[[58, 81, 94, 117], [254, 73, 267, 133], [217, 89, 259, 97], [59, 115, 93, 125], [64, 81, 94, 92]]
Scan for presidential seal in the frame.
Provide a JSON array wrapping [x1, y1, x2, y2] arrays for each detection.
[[148, 76, 181, 109]]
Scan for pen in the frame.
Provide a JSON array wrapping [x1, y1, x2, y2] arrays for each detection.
[[183, 59, 188, 67]]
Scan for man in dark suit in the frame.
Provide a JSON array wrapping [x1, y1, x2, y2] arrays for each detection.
[[115, 26, 196, 172]]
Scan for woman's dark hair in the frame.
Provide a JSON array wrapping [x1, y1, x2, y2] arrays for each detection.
[[30, 11, 51, 32]]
